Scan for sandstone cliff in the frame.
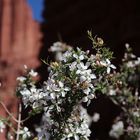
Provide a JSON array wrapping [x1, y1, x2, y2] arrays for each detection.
[[0, 0, 41, 139]]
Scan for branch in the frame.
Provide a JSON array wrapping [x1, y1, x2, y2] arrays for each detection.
[[16, 103, 22, 140], [0, 100, 18, 123]]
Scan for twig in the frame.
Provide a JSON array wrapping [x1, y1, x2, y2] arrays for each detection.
[[16, 103, 22, 140], [21, 116, 30, 123], [3, 121, 17, 134], [0, 100, 18, 123]]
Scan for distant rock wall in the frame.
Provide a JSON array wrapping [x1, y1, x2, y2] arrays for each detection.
[[0, 0, 41, 139]]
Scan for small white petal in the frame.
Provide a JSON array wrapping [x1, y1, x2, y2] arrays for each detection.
[[110, 64, 116, 69], [73, 54, 78, 59], [86, 62, 90, 67], [83, 88, 91, 95], [100, 61, 107, 66], [74, 135, 79, 140], [88, 94, 95, 99], [79, 55, 84, 60], [24, 65, 28, 69], [125, 43, 130, 48], [106, 59, 111, 64], [0, 121, 5, 133], [64, 87, 70, 91], [107, 67, 111, 74], [80, 76, 86, 82], [58, 81, 64, 88], [50, 93, 56, 99], [82, 97, 88, 102], [76, 70, 81, 74], [92, 113, 100, 122], [16, 76, 26, 82], [61, 91, 66, 97], [69, 61, 77, 71], [33, 102, 39, 108], [67, 133, 73, 138], [91, 74, 96, 79], [29, 69, 38, 77]]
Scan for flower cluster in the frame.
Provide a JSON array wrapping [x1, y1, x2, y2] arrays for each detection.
[[19, 127, 31, 139], [109, 121, 124, 139], [16, 32, 116, 140], [49, 42, 72, 61], [106, 44, 140, 140]]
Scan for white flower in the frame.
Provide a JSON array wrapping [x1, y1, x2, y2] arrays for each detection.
[[57, 81, 70, 97], [130, 54, 136, 58], [79, 55, 84, 60], [16, 76, 26, 82], [100, 59, 116, 74], [75, 62, 96, 84], [80, 76, 87, 83], [50, 92, 56, 99], [33, 102, 40, 109], [29, 69, 38, 77], [55, 52, 63, 61], [50, 42, 63, 52], [0, 120, 5, 133], [133, 111, 139, 117], [67, 133, 73, 138], [62, 51, 72, 62], [135, 57, 140, 66], [90, 73, 96, 79], [24, 65, 28, 69], [92, 112, 100, 122], [89, 54, 96, 60], [58, 81, 64, 88], [7, 133, 14, 140], [127, 126, 133, 133], [125, 43, 130, 48], [74, 135, 79, 140], [46, 79, 59, 92], [19, 127, 31, 139], [69, 61, 77, 71], [76, 122, 91, 137], [109, 121, 124, 139], [83, 88, 91, 95], [73, 54, 84, 60], [49, 42, 73, 61], [38, 130, 50, 140], [77, 62, 88, 71], [80, 106, 92, 126], [20, 89, 31, 96], [126, 61, 135, 68], [82, 96, 89, 102], [109, 89, 116, 96]]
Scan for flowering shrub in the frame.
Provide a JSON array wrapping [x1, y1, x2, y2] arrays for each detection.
[[106, 44, 140, 140], [0, 31, 140, 140], [16, 31, 117, 140]]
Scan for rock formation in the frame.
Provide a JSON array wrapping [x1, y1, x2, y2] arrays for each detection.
[[0, 0, 41, 139]]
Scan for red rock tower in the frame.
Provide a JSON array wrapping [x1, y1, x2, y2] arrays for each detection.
[[0, 0, 41, 139]]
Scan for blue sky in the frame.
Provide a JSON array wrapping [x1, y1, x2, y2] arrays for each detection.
[[27, 0, 44, 22]]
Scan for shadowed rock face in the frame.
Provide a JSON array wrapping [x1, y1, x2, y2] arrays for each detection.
[[0, 0, 41, 139], [40, 0, 140, 139], [41, 0, 140, 64]]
